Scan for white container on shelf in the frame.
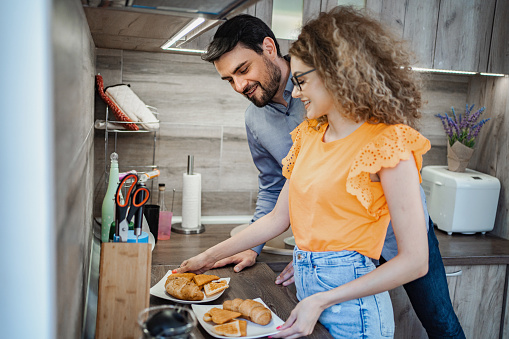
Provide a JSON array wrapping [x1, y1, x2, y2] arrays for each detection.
[[421, 165, 500, 235]]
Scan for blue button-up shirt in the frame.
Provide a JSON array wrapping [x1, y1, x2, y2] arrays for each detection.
[[244, 74, 429, 259]]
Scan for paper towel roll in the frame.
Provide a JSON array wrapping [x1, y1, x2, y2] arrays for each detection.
[[182, 173, 201, 229]]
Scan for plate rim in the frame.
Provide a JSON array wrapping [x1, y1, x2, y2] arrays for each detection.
[[283, 236, 296, 247]]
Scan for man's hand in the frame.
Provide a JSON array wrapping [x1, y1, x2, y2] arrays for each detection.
[[275, 260, 295, 286], [212, 249, 258, 272]]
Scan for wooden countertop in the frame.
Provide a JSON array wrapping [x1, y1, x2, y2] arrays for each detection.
[[151, 224, 509, 267], [150, 264, 332, 338]]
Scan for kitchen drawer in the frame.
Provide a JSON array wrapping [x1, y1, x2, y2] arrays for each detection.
[[389, 264, 507, 339]]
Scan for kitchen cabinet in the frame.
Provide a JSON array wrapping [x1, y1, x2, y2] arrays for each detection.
[[365, 0, 439, 69], [365, 0, 508, 74], [434, 0, 495, 72], [503, 286, 509, 339], [390, 264, 507, 338], [448, 265, 506, 338], [488, 0, 509, 74]]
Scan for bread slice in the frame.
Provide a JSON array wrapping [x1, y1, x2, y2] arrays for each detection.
[[238, 320, 247, 337], [209, 307, 242, 325], [212, 320, 242, 337], [193, 274, 220, 287], [204, 280, 229, 297]]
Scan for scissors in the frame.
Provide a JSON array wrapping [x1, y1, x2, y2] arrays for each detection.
[[115, 173, 150, 242]]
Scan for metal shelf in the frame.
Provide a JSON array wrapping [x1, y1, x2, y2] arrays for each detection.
[[98, 106, 159, 197]]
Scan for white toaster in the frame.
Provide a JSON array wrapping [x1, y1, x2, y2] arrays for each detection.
[[421, 165, 500, 235]]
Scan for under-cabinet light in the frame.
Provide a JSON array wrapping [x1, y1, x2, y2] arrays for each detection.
[[162, 47, 205, 54], [410, 67, 477, 75], [480, 72, 505, 77], [161, 17, 205, 50], [410, 67, 506, 76]]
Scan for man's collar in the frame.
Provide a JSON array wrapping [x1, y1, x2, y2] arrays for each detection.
[[283, 54, 294, 94], [284, 73, 295, 94]]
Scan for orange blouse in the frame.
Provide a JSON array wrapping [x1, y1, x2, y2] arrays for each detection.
[[282, 120, 430, 258]]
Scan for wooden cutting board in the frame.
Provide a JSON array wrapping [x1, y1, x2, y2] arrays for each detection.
[[96, 243, 152, 339]]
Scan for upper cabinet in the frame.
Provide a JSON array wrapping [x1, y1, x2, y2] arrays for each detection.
[[488, 0, 509, 74], [434, 0, 495, 72], [365, 0, 509, 74]]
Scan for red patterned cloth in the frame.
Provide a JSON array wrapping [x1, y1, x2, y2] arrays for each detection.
[[95, 75, 139, 131]]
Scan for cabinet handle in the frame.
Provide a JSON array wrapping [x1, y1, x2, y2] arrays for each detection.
[[446, 270, 462, 277]]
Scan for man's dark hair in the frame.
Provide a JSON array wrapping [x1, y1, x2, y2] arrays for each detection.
[[202, 14, 282, 62]]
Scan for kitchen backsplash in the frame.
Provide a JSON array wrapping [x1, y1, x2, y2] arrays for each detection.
[[54, 0, 96, 337]]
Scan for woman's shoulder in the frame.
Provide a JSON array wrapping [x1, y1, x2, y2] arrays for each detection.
[[363, 123, 424, 140]]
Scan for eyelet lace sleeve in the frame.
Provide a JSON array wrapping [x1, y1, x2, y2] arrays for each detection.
[[282, 120, 317, 178], [346, 124, 431, 216]]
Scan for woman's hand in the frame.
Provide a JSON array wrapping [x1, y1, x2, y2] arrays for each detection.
[[270, 295, 325, 339], [173, 251, 216, 274]]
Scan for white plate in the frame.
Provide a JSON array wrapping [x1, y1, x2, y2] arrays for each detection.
[[191, 298, 284, 339], [150, 270, 231, 304], [283, 236, 295, 247]]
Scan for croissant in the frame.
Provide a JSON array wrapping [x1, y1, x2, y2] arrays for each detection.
[[222, 298, 272, 325], [165, 276, 204, 301]]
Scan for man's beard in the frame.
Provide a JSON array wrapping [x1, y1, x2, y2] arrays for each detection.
[[244, 56, 281, 107]]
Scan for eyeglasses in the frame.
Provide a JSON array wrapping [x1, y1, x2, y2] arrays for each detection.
[[291, 69, 316, 91]]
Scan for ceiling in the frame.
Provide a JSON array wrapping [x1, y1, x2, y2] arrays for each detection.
[[83, 0, 258, 53]]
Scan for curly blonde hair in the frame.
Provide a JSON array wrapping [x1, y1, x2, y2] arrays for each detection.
[[289, 6, 422, 129]]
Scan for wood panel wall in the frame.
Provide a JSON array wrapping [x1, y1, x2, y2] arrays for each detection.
[[468, 76, 509, 239]]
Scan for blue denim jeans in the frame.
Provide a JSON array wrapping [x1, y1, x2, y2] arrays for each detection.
[[293, 248, 394, 339], [398, 220, 466, 339]]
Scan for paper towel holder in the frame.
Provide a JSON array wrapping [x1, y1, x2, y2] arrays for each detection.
[[172, 223, 205, 234], [172, 155, 205, 234]]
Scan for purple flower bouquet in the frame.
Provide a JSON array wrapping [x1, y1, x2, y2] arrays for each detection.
[[435, 104, 490, 148], [436, 104, 490, 172]]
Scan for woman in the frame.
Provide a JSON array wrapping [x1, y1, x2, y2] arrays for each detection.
[[175, 6, 430, 338]]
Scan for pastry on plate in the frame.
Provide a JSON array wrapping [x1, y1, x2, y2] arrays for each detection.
[[165, 276, 204, 301], [223, 298, 272, 325], [204, 280, 229, 297]]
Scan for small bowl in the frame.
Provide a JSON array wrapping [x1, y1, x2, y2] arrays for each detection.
[[138, 305, 197, 338]]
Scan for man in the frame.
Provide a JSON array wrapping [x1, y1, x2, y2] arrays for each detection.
[[201, 14, 465, 339]]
